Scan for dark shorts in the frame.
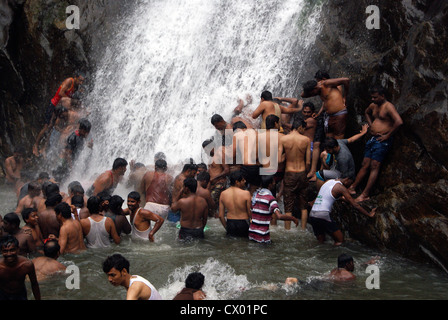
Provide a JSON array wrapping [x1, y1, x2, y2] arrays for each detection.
[[309, 216, 340, 237], [283, 171, 308, 212], [364, 136, 393, 163], [179, 227, 204, 240], [226, 219, 249, 237], [0, 287, 27, 300], [241, 165, 261, 186], [44, 102, 57, 125]]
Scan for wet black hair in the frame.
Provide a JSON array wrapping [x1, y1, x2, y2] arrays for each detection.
[[71, 195, 84, 208], [109, 195, 124, 212], [127, 191, 141, 202], [211, 114, 225, 125], [55, 202, 72, 219], [87, 196, 101, 214], [183, 177, 198, 193], [261, 90, 273, 101], [112, 158, 128, 170], [21, 208, 37, 222], [45, 193, 63, 207], [78, 118, 91, 132], [303, 80, 318, 95], [337, 253, 354, 268], [260, 175, 275, 188], [197, 171, 210, 183], [232, 121, 247, 131], [185, 272, 205, 290], [229, 170, 244, 186], [44, 239, 61, 259], [265, 114, 280, 130], [3, 212, 20, 227], [303, 101, 315, 113], [292, 118, 307, 131], [0, 235, 19, 250], [102, 254, 130, 273], [323, 137, 339, 150], [155, 159, 167, 170]]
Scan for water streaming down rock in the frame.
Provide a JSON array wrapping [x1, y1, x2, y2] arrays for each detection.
[[70, 0, 323, 180]]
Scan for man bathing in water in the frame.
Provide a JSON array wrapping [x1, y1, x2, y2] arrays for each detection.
[[103, 254, 162, 300], [278, 118, 311, 230], [0, 235, 41, 300], [171, 178, 208, 241], [33, 73, 85, 157], [4, 147, 25, 195], [141, 159, 173, 220], [251, 90, 302, 132], [125, 191, 164, 242], [168, 163, 197, 222], [218, 170, 252, 237], [301, 71, 349, 139], [348, 85, 403, 202], [88, 158, 128, 196]]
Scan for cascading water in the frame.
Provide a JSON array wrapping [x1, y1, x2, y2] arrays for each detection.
[[70, 0, 323, 182]]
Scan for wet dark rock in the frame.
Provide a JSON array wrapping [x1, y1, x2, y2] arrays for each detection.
[[304, 0, 448, 271]]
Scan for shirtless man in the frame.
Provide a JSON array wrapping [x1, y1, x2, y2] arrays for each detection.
[[32, 239, 66, 281], [171, 178, 208, 240], [21, 208, 44, 252], [4, 147, 25, 194], [232, 121, 259, 195], [301, 73, 350, 139], [37, 193, 63, 239], [127, 161, 147, 200], [252, 91, 301, 132], [278, 119, 311, 230], [202, 139, 229, 216], [103, 253, 162, 300], [349, 86, 403, 202], [168, 163, 197, 222], [107, 195, 132, 236], [300, 102, 320, 179], [15, 181, 42, 215], [0, 235, 41, 300], [141, 159, 173, 220], [257, 114, 284, 178], [88, 158, 128, 196], [125, 191, 164, 242], [327, 254, 356, 281], [274, 97, 304, 134], [218, 171, 252, 237], [196, 171, 215, 217], [2, 213, 36, 256], [33, 73, 85, 157], [54, 202, 86, 254]]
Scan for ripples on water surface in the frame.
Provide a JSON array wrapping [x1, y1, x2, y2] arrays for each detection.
[[1, 186, 447, 300]]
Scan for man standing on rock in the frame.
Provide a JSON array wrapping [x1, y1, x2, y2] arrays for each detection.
[[33, 73, 85, 157], [308, 178, 376, 246], [348, 86, 403, 202]]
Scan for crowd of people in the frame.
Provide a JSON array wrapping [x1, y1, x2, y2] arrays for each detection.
[[0, 69, 403, 300]]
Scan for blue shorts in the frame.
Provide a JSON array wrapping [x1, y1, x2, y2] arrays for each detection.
[[167, 210, 180, 223], [364, 136, 393, 162]]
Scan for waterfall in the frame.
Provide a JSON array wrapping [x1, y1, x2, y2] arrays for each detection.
[[71, 0, 323, 181]]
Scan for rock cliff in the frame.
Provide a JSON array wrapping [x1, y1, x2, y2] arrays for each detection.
[[305, 0, 448, 271]]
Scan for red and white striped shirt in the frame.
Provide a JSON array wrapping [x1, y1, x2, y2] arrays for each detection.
[[248, 188, 279, 243]]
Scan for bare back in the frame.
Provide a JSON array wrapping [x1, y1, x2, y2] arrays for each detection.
[[178, 195, 208, 229], [280, 132, 311, 172], [219, 187, 251, 220], [60, 219, 86, 254]]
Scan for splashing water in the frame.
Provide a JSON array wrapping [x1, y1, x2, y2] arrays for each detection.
[[159, 257, 251, 300], [68, 0, 323, 182]]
